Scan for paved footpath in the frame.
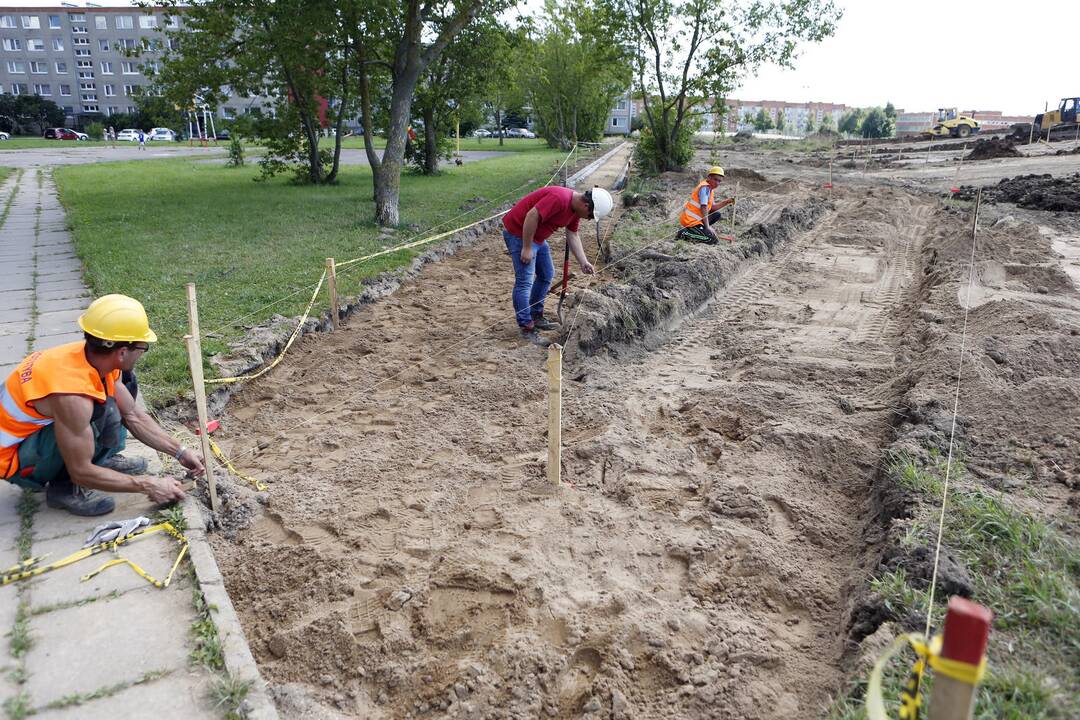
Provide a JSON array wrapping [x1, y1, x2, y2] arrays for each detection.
[[0, 169, 271, 718]]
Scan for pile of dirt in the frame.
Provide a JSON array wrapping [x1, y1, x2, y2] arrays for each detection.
[[964, 137, 1021, 161], [954, 173, 1080, 212], [725, 167, 768, 183], [1056, 146, 1080, 156]]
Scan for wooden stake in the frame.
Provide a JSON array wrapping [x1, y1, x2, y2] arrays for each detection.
[[926, 142, 932, 164], [730, 181, 739, 239], [928, 597, 992, 720], [185, 284, 219, 514], [325, 257, 338, 330], [547, 343, 563, 486]]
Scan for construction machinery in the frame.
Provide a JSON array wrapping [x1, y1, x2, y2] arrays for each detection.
[[925, 108, 980, 139], [1030, 97, 1080, 141]]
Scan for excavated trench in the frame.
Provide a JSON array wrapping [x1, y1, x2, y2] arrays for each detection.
[[201, 155, 1002, 718]]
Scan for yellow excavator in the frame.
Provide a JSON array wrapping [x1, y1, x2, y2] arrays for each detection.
[[925, 108, 979, 139]]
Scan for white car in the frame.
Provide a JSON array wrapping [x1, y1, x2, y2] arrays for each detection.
[[517, 128, 536, 139], [116, 128, 142, 142], [0, 131, 9, 141], [147, 128, 176, 142], [474, 128, 492, 137]]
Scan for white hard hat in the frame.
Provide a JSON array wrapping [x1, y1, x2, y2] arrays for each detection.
[[589, 187, 613, 221]]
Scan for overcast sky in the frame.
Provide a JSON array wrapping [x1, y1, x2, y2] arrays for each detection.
[[4, 0, 1072, 116]]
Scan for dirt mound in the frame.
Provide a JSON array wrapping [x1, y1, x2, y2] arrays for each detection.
[[725, 167, 768, 183], [1056, 146, 1080, 156], [964, 137, 1021, 161], [954, 173, 1080, 212]]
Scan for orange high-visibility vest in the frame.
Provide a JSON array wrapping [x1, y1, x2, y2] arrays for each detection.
[[1, 342, 118, 479], [680, 180, 714, 228]]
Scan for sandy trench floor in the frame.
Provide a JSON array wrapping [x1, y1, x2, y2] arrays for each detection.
[[205, 142, 1078, 719]]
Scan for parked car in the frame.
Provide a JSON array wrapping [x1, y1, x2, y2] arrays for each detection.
[[43, 127, 83, 140], [147, 127, 177, 142], [215, 129, 231, 141], [65, 128, 89, 140], [517, 128, 536, 139], [474, 128, 492, 138], [116, 128, 142, 142], [0, 131, 9, 141]]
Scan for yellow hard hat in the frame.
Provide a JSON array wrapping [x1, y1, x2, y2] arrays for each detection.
[[707, 166, 725, 177], [78, 294, 158, 343]]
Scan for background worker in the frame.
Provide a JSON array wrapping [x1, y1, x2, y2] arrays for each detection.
[[1, 294, 204, 516], [502, 185, 612, 343], [678, 166, 734, 244]]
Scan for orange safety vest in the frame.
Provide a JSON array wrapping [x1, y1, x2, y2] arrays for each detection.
[[1, 341, 118, 479], [680, 180, 715, 228]]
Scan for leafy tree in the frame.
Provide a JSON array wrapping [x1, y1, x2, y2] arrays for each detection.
[[353, 0, 511, 225], [803, 112, 815, 134], [522, 0, 632, 150], [820, 111, 835, 131], [0, 94, 65, 135], [481, 26, 528, 147], [156, 0, 353, 185], [838, 108, 865, 135], [860, 106, 893, 138], [622, 0, 842, 173], [752, 108, 773, 132], [775, 109, 785, 133], [884, 101, 896, 120]]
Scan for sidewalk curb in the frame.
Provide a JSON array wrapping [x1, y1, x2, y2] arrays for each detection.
[[182, 497, 279, 720], [567, 141, 629, 188]]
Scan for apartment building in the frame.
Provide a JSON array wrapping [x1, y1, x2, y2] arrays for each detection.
[[0, 5, 250, 128], [721, 99, 848, 134]]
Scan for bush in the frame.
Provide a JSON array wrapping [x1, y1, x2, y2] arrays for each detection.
[[635, 123, 695, 175], [86, 121, 105, 140], [226, 136, 244, 167]]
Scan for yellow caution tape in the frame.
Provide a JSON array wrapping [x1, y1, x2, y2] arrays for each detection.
[[336, 210, 509, 270], [206, 269, 326, 385], [0, 522, 188, 589], [208, 436, 267, 491], [867, 633, 986, 720]]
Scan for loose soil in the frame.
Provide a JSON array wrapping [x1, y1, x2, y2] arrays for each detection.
[[954, 172, 1080, 212], [963, 136, 1022, 161], [199, 141, 1080, 718]]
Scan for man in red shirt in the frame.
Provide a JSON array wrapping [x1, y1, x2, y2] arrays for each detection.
[[502, 185, 612, 342]]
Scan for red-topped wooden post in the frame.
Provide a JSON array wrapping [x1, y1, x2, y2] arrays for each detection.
[[928, 597, 992, 720]]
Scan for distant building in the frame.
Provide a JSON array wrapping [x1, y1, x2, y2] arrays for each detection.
[[720, 99, 848, 134], [605, 91, 633, 135]]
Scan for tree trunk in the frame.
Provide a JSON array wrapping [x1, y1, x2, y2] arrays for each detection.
[[374, 78, 417, 226], [300, 111, 322, 184], [496, 108, 503, 146], [373, 162, 402, 226], [422, 104, 438, 175]]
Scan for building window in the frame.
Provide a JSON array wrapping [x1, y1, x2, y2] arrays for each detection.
[[98, 39, 110, 52], [127, 105, 135, 113], [616, 99, 627, 110], [22, 15, 41, 29], [55, 62, 68, 73], [101, 61, 113, 74], [53, 38, 65, 51], [104, 84, 115, 97], [33, 83, 51, 96], [81, 94, 97, 102], [115, 16, 133, 30], [68, 13, 85, 23], [107, 106, 118, 115], [164, 14, 179, 29], [80, 82, 95, 91], [73, 37, 89, 46], [76, 59, 92, 69], [74, 49, 91, 57], [115, 38, 136, 51], [94, 16, 107, 30], [11, 83, 27, 95], [139, 15, 157, 29], [30, 61, 48, 74], [611, 117, 622, 127], [0, 16, 15, 29], [6, 61, 26, 73], [123, 84, 139, 96], [28, 39, 45, 51], [71, 24, 86, 34], [60, 84, 71, 96], [48, 14, 61, 29], [83, 104, 98, 112], [168, 37, 181, 51], [121, 61, 138, 74], [2, 38, 20, 51], [63, 105, 73, 114]]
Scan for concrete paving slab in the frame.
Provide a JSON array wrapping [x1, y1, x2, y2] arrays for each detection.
[[35, 297, 90, 315], [31, 491, 163, 544], [36, 260, 85, 277], [37, 287, 90, 304], [33, 309, 85, 339], [32, 671, 218, 720], [32, 332, 83, 351], [3, 290, 35, 311], [23, 584, 193, 708], [0, 485, 24, 527], [0, 320, 33, 338], [0, 306, 33, 324], [34, 277, 86, 294], [0, 275, 34, 292], [27, 526, 185, 610]]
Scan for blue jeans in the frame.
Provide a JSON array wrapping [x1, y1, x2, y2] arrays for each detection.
[[503, 230, 554, 328]]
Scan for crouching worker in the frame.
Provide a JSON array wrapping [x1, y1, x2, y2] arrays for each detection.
[[1, 294, 204, 516], [677, 166, 734, 244]]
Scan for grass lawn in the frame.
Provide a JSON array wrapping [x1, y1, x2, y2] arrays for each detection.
[[335, 135, 551, 153], [0, 167, 12, 183], [54, 147, 584, 405], [0, 138, 109, 150]]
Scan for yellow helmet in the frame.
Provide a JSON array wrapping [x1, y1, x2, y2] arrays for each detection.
[[78, 294, 158, 343], [707, 166, 725, 178]]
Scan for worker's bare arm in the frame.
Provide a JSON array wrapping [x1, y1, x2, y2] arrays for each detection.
[[565, 229, 595, 274], [115, 383, 204, 477]]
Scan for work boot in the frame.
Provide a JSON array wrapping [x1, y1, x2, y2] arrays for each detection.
[[102, 454, 148, 475], [531, 316, 560, 331], [520, 327, 549, 347], [46, 483, 115, 517]]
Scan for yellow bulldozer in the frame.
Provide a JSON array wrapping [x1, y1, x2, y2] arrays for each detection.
[[1031, 97, 1080, 140], [924, 108, 980, 139]]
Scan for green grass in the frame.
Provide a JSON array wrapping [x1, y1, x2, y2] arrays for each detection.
[[832, 456, 1080, 719], [0, 138, 108, 150], [54, 146, 577, 405], [335, 135, 553, 153], [0, 167, 12, 183], [210, 673, 253, 720]]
